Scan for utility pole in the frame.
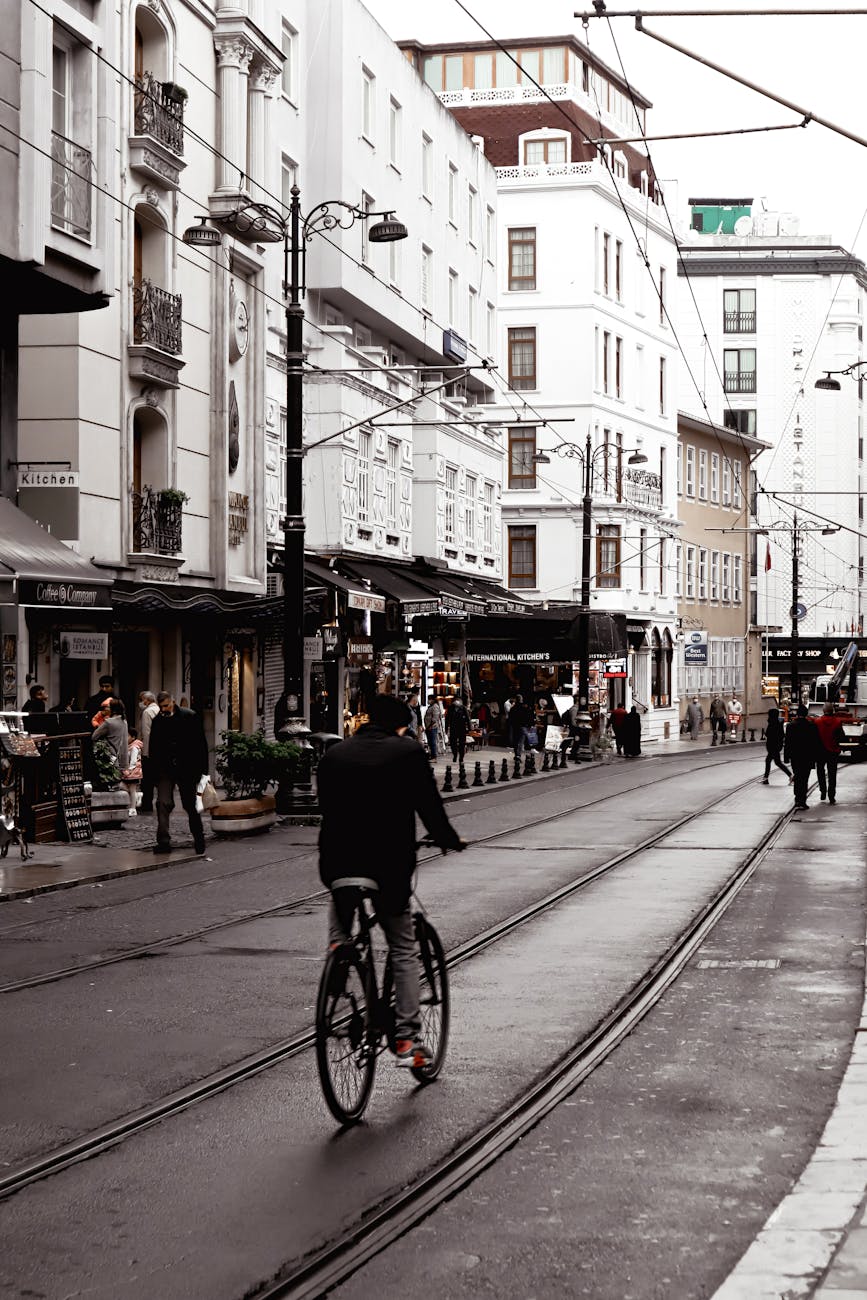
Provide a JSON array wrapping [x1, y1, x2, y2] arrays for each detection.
[[791, 513, 800, 704], [577, 430, 593, 713]]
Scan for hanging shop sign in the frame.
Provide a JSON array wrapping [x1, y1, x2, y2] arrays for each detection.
[[17, 470, 79, 488], [303, 636, 323, 660], [683, 629, 708, 666], [59, 632, 109, 660], [321, 625, 341, 657], [346, 638, 374, 665], [467, 649, 556, 663], [402, 598, 440, 617], [604, 658, 628, 678], [487, 599, 526, 616], [439, 597, 486, 618], [18, 580, 112, 610], [348, 590, 386, 613]]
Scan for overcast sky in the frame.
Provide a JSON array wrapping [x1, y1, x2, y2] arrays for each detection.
[[363, 0, 867, 256]]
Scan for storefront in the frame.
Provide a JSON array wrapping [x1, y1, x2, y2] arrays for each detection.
[[763, 636, 867, 700]]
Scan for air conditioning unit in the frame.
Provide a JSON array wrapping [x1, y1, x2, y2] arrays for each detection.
[[420, 370, 444, 389], [360, 346, 389, 368], [266, 574, 283, 598]]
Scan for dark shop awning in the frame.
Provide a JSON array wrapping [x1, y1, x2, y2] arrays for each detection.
[[0, 496, 113, 609]]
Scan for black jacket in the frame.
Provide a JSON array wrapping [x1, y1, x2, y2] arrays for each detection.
[[445, 702, 470, 741], [765, 715, 785, 754], [508, 702, 532, 737], [149, 706, 209, 779], [784, 717, 822, 768], [317, 725, 462, 911]]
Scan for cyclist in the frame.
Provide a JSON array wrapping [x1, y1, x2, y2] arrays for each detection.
[[317, 693, 464, 1069]]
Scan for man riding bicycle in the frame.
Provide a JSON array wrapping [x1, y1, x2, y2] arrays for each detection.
[[317, 694, 464, 1069]]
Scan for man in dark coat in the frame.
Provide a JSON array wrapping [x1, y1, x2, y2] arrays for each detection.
[[507, 693, 532, 759], [149, 691, 209, 854], [85, 675, 115, 727], [317, 694, 463, 1068], [445, 696, 470, 765], [815, 703, 847, 805], [784, 704, 822, 810], [622, 705, 642, 757], [761, 707, 792, 784]]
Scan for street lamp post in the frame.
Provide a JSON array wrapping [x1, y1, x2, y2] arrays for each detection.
[[184, 192, 407, 761]]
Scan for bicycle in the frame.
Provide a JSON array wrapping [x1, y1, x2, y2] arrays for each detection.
[[315, 852, 450, 1126]]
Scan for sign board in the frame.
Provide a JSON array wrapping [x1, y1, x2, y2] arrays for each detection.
[[17, 470, 79, 488], [544, 724, 568, 752], [321, 625, 340, 657], [487, 600, 526, 616], [790, 602, 808, 621], [303, 636, 323, 660], [348, 590, 386, 613], [402, 599, 439, 617], [604, 658, 628, 678], [56, 739, 93, 842], [467, 650, 555, 663], [59, 632, 109, 660], [18, 579, 112, 610], [228, 492, 249, 547], [346, 639, 374, 665], [683, 629, 709, 665]]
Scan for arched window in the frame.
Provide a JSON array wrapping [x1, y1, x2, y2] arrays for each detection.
[[662, 629, 673, 706], [132, 205, 180, 355], [131, 406, 174, 554], [651, 627, 664, 707]]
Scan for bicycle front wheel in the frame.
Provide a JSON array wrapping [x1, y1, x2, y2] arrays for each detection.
[[412, 917, 450, 1083], [315, 946, 377, 1124]]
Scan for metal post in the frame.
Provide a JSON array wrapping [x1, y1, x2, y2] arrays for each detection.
[[577, 431, 593, 711], [791, 514, 800, 705]]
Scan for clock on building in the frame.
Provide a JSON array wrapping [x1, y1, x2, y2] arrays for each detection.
[[229, 296, 249, 361]]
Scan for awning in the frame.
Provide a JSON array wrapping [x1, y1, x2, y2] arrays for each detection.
[[0, 496, 113, 609], [113, 582, 279, 620], [568, 612, 628, 658], [304, 559, 385, 613], [335, 559, 443, 616]]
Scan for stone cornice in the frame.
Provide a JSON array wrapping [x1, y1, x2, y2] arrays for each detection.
[[678, 248, 867, 290]]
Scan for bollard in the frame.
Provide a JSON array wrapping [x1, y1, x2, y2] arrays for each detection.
[[499, 758, 510, 782], [486, 760, 498, 785], [559, 747, 568, 769], [711, 734, 717, 746], [523, 752, 533, 776], [472, 761, 484, 787], [542, 750, 550, 771], [749, 728, 756, 742], [513, 755, 523, 779], [457, 763, 469, 790], [442, 764, 453, 793]]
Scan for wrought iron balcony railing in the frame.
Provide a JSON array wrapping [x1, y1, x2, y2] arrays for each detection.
[[50, 131, 94, 237], [132, 486, 183, 555], [624, 468, 663, 511], [724, 371, 757, 394], [133, 72, 185, 156], [132, 279, 182, 354], [723, 311, 757, 333]]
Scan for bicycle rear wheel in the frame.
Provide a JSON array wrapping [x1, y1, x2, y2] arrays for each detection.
[[315, 945, 377, 1124], [412, 916, 450, 1083]]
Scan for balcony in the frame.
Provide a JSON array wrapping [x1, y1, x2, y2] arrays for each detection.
[[128, 278, 185, 388], [50, 132, 93, 238], [723, 311, 757, 334], [132, 486, 184, 556], [129, 72, 186, 190], [624, 468, 662, 512], [724, 371, 757, 394]]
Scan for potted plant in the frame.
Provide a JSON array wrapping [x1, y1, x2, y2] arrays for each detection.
[[158, 488, 189, 508], [210, 730, 300, 836], [89, 739, 131, 828]]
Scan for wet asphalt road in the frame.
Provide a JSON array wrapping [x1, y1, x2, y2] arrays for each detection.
[[1, 749, 865, 1300]]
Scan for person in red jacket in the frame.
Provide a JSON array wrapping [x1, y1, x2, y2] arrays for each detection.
[[815, 703, 847, 804]]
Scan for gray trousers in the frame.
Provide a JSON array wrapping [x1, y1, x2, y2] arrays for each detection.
[[328, 899, 420, 1039]]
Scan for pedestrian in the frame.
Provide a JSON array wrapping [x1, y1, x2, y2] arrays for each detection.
[[85, 675, 115, 728], [405, 692, 423, 739], [476, 699, 492, 747], [148, 690, 209, 855], [92, 700, 130, 774], [784, 703, 822, 810], [686, 696, 704, 740], [121, 728, 143, 816], [21, 683, 47, 713], [445, 695, 470, 765], [727, 693, 743, 742], [50, 693, 77, 713], [761, 707, 792, 784], [507, 693, 533, 759], [423, 698, 445, 760], [622, 705, 642, 757], [138, 691, 160, 814], [709, 694, 727, 745], [815, 702, 846, 805], [609, 702, 627, 755]]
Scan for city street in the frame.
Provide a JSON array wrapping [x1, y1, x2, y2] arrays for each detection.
[[2, 747, 866, 1299]]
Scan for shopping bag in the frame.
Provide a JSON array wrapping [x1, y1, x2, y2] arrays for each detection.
[[200, 779, 220, 810]]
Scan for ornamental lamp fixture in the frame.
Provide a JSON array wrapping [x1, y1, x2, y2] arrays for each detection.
[[367, 213, 408, 243], [815, 373, 841, 391], [627, 450, 648, 465], [532, 451, 551, 464], [182, 217, 222, 248]]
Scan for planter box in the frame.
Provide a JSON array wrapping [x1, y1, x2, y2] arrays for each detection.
[[90, 789, 130, 829], [209, 794, 276, 837]]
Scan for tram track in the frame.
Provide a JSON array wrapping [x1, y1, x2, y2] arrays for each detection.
[[0, 753, 753, 995], [0, 765, 765, 1207]]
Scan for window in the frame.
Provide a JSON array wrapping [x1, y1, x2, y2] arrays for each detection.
[[722, 553, 731, 602], [698, 448, 707, 500], [524, 136, 567, 164], [448, 269, 459, 327], [658, 536, 666, 595], [601, 426, 612, 494], [281, 156, 298, 212], [508, 327, 536, 389], [723, 408, 757, 435], [675, 541, 682, 598], [615, 239, 623, 301], [615, 336, 623, 398], [733, 462, 743, 509], [659, 266, 666, 325], [358, 430, 372, 523], [51, 39, 92, 238], [465, 474, 477, 545], [603, 232, 610, 295], [615, 431, 624, 502], [711, 551, 720, 600], [420, 245, 432, 311], [462, 287, 475, 343], [603, 331, 611, 394], [468, 186, 477, 245], [486, 301, 495, 357], [448, 163, 458, 225], [389, 97, 401, 168], [388, 238, 400, 288], [360, 192, 373, 264], [362, 68, 375, 141], [508, 227, 536, 291], [486, 206, 495, 260], [386, 439, 398, 525], [733, 554, 743, 603], [711, 452, 720, 504], [685, 544, 696, 599], [509, 525, 536, 589], [723, 288, 756, 333], [677, 442, 683, 495], [659, 356, 667, 414], [722, 458, 732, 507], [282, 24, 298, 102], [508, 427, 537, 489], [421, 133, 432, 199], [635, 344, 644, 408], [596, 525, 621, 589], [444, 465, 457, 543], [483, 482, 494, 550], [685, 444, 695, 497], [698, 547, 708, 599], [640, 527, 647, 589], [724, 348, 757, 393]]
